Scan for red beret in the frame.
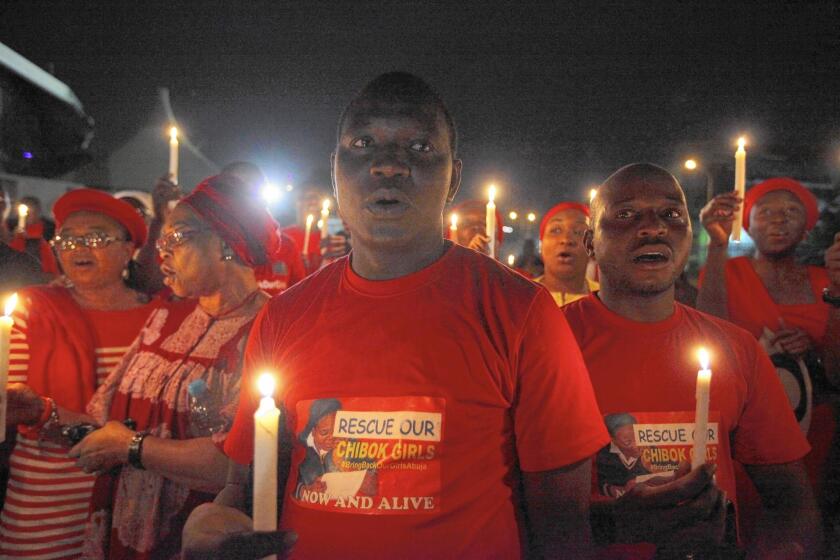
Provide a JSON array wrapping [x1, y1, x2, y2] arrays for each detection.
[[53, 188, 148, 248], [539, 202, 590, 240], [743, 178, 819, 232], [446, 199, 505, 244]]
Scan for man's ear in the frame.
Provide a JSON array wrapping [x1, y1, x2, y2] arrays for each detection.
[[446, 159, 462, 204], [584, 229, 595, 259], [330, 153, 338, 200]]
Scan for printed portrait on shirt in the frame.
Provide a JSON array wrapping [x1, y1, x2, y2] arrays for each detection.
[[596, 411, 719, 499], [292, 396, 444, 515]]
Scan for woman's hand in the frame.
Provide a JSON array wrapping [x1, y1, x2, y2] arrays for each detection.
[[5, 383, 45, 426], [68, 420, 134, 474], [699, 191, 742, 248]]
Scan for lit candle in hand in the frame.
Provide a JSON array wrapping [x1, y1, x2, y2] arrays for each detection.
[[731, 137, 746, 242], [0, 293, 18, 443], [449, 213, 458, 239], [302, 214, 315, 257], [486, 185, 497, 259], [168, 126, 179, 185], [253, 372, 280, 555], [692, 348, 712, 469], [320, 199, 331, 240], [16, 205, 28, 235]]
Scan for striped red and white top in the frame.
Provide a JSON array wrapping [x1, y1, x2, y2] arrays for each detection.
[[0, 301, 154, 560]]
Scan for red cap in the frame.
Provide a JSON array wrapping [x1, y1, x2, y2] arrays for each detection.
[[53, 188, 148, 248], [539, 202, 590, 240], [743, 178, 819, 232]]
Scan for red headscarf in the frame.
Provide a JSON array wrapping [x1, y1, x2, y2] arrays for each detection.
[[446, 199, 505, 244], [180, 175, 282, 268], [743, 177, 820, 231], [539, 202, 590, 240], [53, 188, 148, 248]]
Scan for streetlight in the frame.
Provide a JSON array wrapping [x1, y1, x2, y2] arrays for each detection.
[[682, 158, 714, 203], [527, 212, 536, 223], [508, 211, 518, 221]]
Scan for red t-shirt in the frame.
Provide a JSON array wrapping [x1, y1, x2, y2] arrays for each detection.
[[282, 224, 321, 275], [255, 232, 307, 296], [562, 295, 810, 556], [225, 243, 608, 559]]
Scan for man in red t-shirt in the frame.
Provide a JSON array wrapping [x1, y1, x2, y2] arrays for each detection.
[[563, 163, 819, 558], [182, 72, 608, 560]]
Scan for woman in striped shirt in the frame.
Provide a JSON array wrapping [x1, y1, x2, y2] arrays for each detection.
[[2, 189, 155, 559]]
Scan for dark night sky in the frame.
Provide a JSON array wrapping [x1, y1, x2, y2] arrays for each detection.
[[2, 1, 839, 213]]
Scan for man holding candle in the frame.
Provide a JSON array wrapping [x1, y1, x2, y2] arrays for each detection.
[[563, 163, 819, 558], [534, 201, 599, 306], [446, 198, 504, 258], [184, 71, 608, 560]]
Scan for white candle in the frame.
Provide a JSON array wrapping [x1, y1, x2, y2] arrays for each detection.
[[692, 347, 712, 469], [486, 185, 497, 259], [731, 137, 746, 242], [507, 254, 515, 266], [169, 126, 179, 185], [16, 205, 28, 235], [320, 199, 331, 239], [0, 293, 18, 443], [449, 213, 458, 238], [253, 372, 280, 557], [302, 214, 315, 256]]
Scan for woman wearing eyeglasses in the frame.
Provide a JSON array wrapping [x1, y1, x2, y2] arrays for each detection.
[[1, 188, 156, 559], [70, 173, 274, 560]]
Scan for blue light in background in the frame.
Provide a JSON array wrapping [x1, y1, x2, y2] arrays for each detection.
[[22, 151, 33, 159]]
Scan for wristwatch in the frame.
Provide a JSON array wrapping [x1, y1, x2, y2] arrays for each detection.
[[127, 432, 149, 470], [823, 288, 840, 308]]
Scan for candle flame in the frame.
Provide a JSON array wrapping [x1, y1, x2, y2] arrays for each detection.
[[737, 137, 746, 150], [169, 126, 179, 141], [450, 213, 458, 229], [507, 254, 515, 266], [698, 347, 710, 370], [4, 293, 18, 317], [18, 204, 28, 217], [589, 188, 598, 202], [684, 159, 697, 171], [257, 372, 276, 398], [488, 185, 496, 204], [508, 211, 518, 220], [316, 219, 324, 230], [305, 214, 315, 226], [322, 199, 331, 212], [527, 212, 536, 222]]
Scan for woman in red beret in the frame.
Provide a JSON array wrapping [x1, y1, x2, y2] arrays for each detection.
[[38, 174, 276, 560], [1, 188, 157, 559], [698, 178, 840, 547]]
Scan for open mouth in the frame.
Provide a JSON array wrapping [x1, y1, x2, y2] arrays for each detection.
[[556, 251, 575, 264], [366, 190, 409, 217], [72, 258, 95, 267], [632, 251, 669, 264]]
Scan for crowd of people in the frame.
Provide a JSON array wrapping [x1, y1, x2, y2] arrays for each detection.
[[0, 71, 838, 559]]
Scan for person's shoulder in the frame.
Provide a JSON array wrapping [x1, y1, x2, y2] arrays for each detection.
[[450, 244, 541, 296], [678, 303, 757, 346], [265, 256, 344, 312], [560, 293, 599, 324]]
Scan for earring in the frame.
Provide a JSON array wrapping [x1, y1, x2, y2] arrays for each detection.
[[122, 267, 130, 280], [221, 245, 234, 261]]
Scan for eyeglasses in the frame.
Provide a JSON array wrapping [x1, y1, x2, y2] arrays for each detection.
[[50, 232, 127, 251], [155, 229, 205, 253]]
